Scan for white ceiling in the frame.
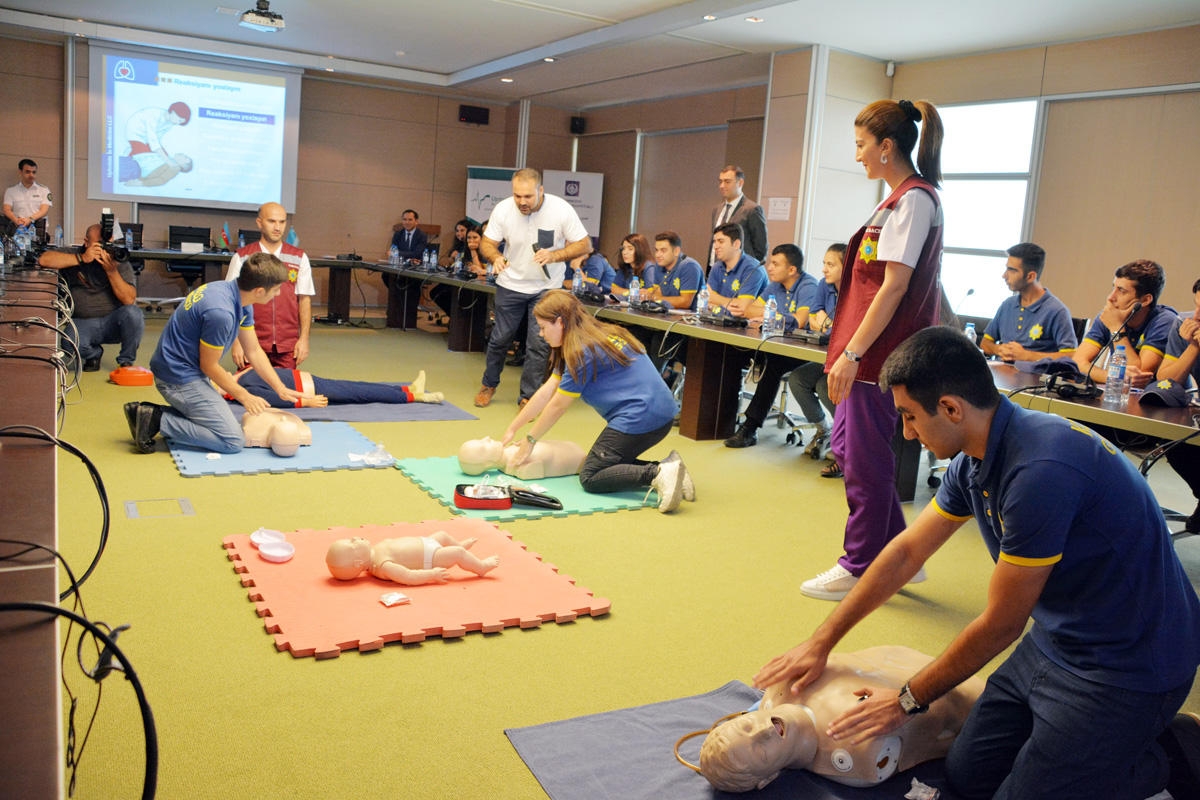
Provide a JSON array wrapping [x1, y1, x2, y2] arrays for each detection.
[[1, 0, 1198, 109]]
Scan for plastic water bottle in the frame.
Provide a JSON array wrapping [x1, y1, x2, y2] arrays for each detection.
[[486, 260, 494, 280], [1104, 344, 1128, 409], [762, 296, 778, 338], [696, 283, 710, 315], [54, 223, 64, 247], [238, 231, 245, 249], [389, 244, 399, 266], [964, 321, 977, 345], [453, 252, 463, 273], [125, 227, 134, 252], [14, 224, 31, 255], [629, 276, 641, 305], [572, 267, 583, 294]]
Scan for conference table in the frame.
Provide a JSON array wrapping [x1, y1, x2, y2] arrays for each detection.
[[0, 268, 65, 796]]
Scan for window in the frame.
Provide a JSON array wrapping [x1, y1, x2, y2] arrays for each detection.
[[936, 100, 1038, 319]]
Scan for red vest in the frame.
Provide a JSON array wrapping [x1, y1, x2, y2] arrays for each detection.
[[826, 175, 942, 383], [236, 241, 306, 352]]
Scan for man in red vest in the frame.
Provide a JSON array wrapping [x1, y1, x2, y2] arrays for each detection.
[[225, 202, 314, 368]]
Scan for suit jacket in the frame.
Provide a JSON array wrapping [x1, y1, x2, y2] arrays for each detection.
[[710, 196, 768, 263], [391, 225, 429, 261]]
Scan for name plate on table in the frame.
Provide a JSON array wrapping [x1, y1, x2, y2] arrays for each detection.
[[180, 242, 204, 254]]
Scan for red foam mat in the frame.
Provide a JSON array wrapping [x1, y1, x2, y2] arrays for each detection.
[[222, 518, 611, 658]]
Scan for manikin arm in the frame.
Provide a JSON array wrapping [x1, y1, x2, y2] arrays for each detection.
[[374, 561, 448, 585]]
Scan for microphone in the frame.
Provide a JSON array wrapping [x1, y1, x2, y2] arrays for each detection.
[[1078, 301, 1143, 395]]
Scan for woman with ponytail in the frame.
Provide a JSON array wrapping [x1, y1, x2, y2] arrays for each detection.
[[801, 98, 946, 601]]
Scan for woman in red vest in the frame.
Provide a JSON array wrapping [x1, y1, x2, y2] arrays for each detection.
[[802, 99, 945, 601]]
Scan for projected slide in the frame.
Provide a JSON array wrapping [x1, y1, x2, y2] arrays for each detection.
[[90, 46, 300, 211]]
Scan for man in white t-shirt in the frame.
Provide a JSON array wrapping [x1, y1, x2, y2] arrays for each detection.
[[3, 158, 52, 236], [224, 202, 315, 369], [475, 168, 591, 407]]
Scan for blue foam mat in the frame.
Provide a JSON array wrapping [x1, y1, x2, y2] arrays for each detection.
[[395, 455, 652, 520], [505, 681, 961, 800], [169, 421, 394, 477]]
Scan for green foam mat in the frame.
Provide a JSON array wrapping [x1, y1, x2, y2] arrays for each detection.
[[395, 456, 652, 520]]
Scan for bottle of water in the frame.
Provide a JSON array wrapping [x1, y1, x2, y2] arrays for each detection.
[[238, 231, 245, 249], [629, 276, 641, 305], [486, 260, 494, 280], [453, 251, 463, 272], [762, 296, 778, 338], [14, 224, 30, 255], [125, 227, 134, 252], [54, 224, 64, 247], [389, 244, 399, 266], [1104, 344, 1128, 408], [696, 283, 710, 315], [964, 321, 977, 344], [572, 267, 583, 294]]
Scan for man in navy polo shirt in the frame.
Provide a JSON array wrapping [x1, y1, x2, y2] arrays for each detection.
[[981, 242, 1077, 362], [755, 326, 1200, 799]]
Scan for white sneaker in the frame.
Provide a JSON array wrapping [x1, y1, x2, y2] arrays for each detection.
[[801, 564, 857, 600], [908, 566, 928, 585], [648, 460, 684, 513], [661, 450, 695, 502]]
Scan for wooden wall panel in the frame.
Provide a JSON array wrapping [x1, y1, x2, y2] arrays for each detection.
[[575, 130, 638, 259], [637, 128, 727, 264]]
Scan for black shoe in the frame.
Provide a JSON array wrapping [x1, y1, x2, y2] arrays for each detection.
[[1160, 712, 1200, 799], [1186, 503, 1200, 533], [82, 357, 102, 372], [724, 423, 758, 448], [506, 353, 526, 367], [123, 402, 140, 441], [132, 402, 163, 454]]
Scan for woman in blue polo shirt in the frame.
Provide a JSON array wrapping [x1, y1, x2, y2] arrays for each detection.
[[500, 289, 692, 512]]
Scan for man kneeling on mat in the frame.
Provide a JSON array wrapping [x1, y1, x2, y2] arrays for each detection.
[[231, 367, 444, 407], [325, 532, 499, 586]]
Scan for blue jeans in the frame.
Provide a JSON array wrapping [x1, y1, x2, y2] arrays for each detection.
[[945, 635, 1190, 799], [482, 285, 549, 401], [72, 304, 144, 365], [155, 378, 244, 453]]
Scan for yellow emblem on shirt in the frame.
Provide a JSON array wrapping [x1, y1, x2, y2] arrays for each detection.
[[732, 278, 741, 292], [183, 284, 207, 311], [1029, 324, 1043, 341], [860, 237, 877, 264], [672, 277, 681, 290], [288, 267, 299, 283]]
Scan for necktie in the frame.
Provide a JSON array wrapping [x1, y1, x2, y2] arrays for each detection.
[[406, 230, 412, 247], [720, 203, 733, 225]]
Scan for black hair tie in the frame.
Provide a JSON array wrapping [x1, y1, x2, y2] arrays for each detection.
[[899, 99, 922, 122]]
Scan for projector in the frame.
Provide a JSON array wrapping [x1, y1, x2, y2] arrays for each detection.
[[240, 1, 284, 33]]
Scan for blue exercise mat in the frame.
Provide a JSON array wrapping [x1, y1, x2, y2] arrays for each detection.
[[169, 421, 395, 477], [395, 455, 653, 520], [505, 681, 961, 800]]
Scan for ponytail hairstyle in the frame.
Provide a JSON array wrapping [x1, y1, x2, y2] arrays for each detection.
[[855, 99, 944, 188], [533, 289, 645, 384]]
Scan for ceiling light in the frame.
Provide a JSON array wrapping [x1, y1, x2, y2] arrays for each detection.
[[543, 57, 556, 63], [500, 78, 514, 83], [745, 16, 764, 23], [240, 0, 284, 33], [703, 15, 716, 21]]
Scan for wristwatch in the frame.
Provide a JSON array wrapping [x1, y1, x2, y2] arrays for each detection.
[[526, 434, 537, 446], [843, 349, 862, 363], [897, 681, 928, 715]]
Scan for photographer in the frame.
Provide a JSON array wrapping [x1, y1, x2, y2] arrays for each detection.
[[38, 223, 143, 371]]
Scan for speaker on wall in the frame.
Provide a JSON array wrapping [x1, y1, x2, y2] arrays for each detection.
[[570, 116, 586, 135], [458, 104, 490, 125]]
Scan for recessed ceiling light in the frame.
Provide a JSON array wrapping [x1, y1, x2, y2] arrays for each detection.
[[703, 15, 716, 21], [745, 16, 764, 23], [395, 50, 405, 58], [500, 77, 514, 83], [543, 57, 555, 63], [325, 67, 335, 72]]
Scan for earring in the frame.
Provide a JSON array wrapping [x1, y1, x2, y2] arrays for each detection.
[[881, 154, 888, 165]]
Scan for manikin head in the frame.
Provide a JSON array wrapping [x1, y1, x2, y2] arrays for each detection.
[[267, 419, 303, 457], [699, 705, 819, 791], [325, 537, 372, 580], [457, 436, 505, 474]]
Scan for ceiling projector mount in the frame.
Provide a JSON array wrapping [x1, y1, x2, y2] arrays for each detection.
[[240, 0, 284, 33]]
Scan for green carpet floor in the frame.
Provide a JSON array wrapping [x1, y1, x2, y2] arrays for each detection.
[[52, 315, 1200, 799]]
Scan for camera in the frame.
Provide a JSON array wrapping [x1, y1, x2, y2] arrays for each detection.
[[100, 209, 129, 262]]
